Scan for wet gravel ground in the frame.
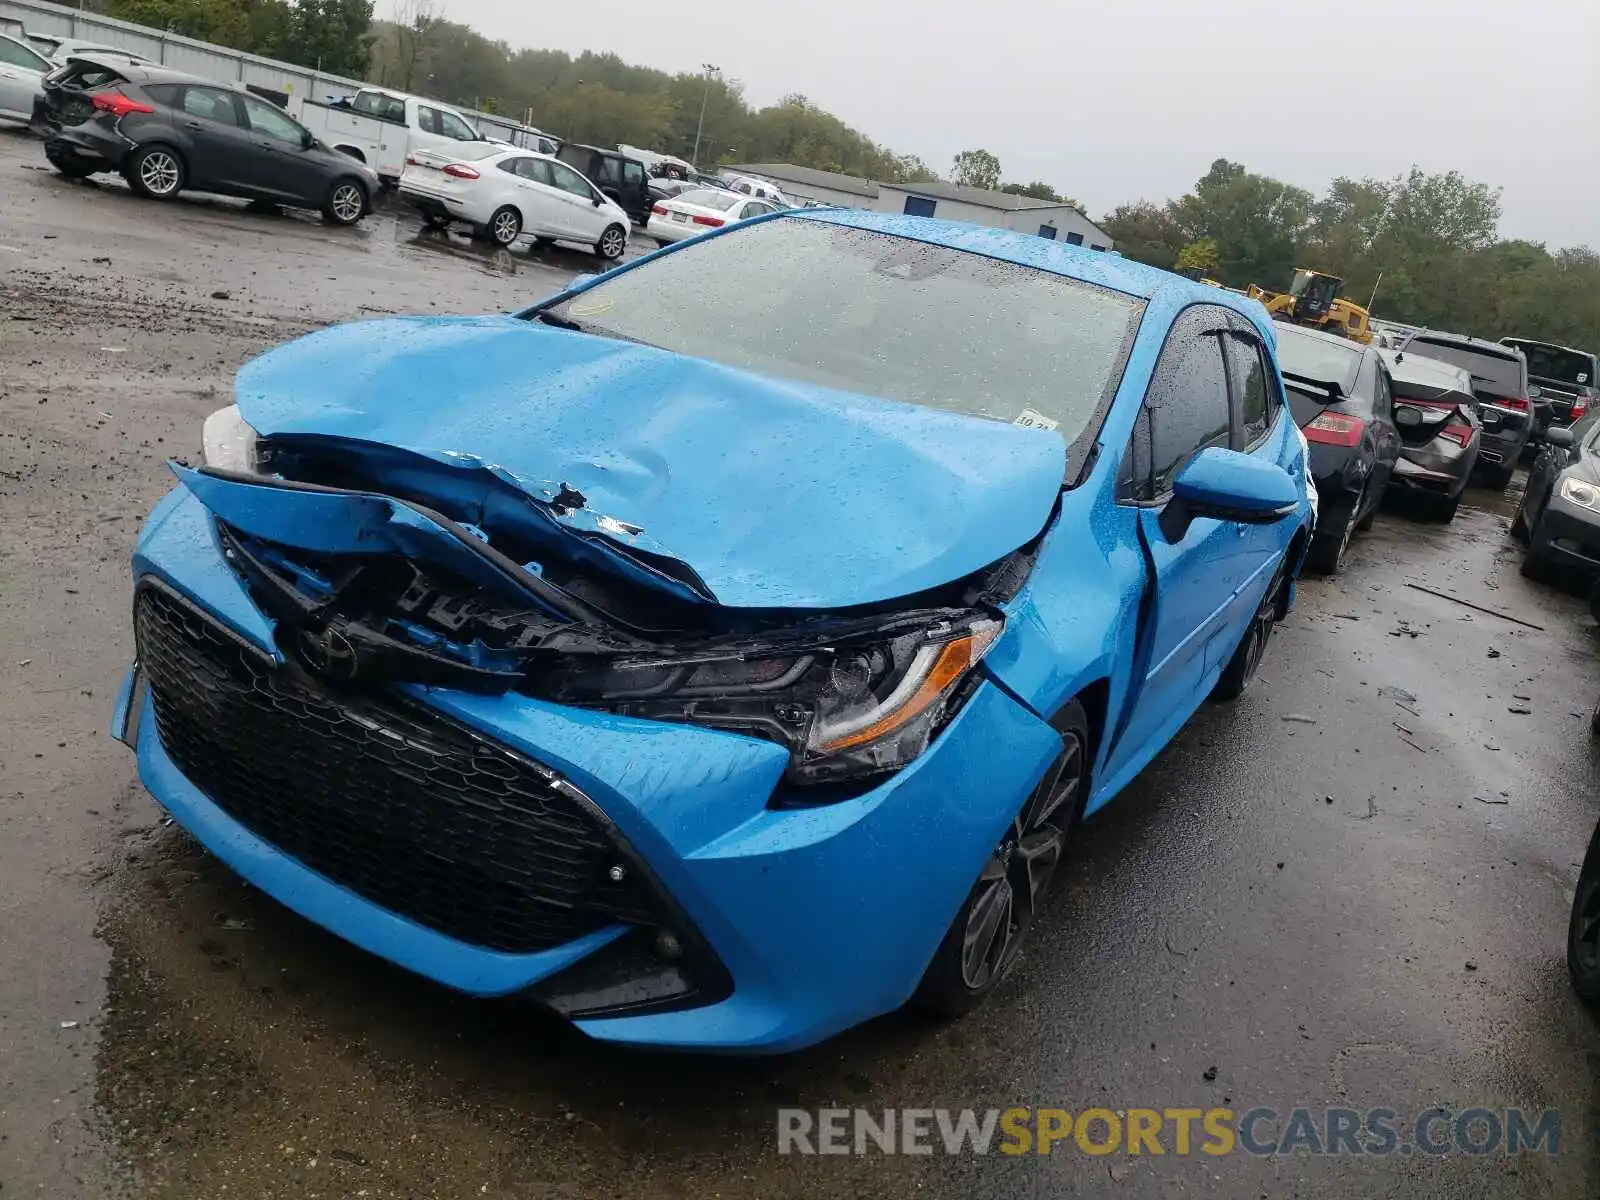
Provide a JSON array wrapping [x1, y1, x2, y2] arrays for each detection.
[[2, 127, 1598, 1199]]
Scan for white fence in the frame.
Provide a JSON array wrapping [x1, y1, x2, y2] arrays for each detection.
[[0, 0, 537, 140]]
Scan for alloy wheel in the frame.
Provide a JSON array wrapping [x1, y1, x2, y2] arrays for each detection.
[[1239, 571, 1283, 683], [139, 151, 180, 196], [958, 732, 1082, 989], [330, 184, 363, 223], [492, 210, 520, 245], [599, 226, 625, 259]]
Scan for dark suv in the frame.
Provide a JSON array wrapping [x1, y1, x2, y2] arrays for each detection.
[[555, 144, 650, 223], [33, 56, 376, 224], [1500, 338, 1597, 434], [1398, 331, 1530, 489]]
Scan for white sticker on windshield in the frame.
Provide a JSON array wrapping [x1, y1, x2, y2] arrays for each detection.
[[1580, 373, 1590, 384], [1014, 407, 1059, 432]]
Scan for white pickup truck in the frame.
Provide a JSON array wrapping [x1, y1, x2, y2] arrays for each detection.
[[292, 87, 488, 187]]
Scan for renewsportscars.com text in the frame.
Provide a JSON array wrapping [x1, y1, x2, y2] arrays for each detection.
[[777, 1106, 1559, 1158]]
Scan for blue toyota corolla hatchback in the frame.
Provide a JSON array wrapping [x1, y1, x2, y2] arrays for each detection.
[[112, 210, 1313, 1052]]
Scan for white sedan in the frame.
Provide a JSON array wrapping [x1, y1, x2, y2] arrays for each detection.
[[398, 144, 631, 261], [646, 189, 785, 246], [0, 34, 51, 124]]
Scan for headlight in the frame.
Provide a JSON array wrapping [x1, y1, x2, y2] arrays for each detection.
[[201, 404, 264, 473], [1560, 475, 1600, 513], [550, 615, 1003, 786]]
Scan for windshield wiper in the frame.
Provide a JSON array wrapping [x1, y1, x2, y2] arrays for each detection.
[[535, 310, 583, 332]]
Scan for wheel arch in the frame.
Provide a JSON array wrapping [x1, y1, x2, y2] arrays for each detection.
[[333, 144, 366, 163], [1276, 522, 1312, 619]]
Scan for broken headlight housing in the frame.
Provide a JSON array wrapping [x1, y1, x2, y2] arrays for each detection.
[[552, 615, 1003, 786], [201, 405, 265, 474]]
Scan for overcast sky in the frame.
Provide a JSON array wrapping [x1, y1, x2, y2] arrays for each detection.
[[446, 0, 1597, 249]]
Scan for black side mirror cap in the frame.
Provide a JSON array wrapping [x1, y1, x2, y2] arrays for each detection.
[[1543, 426, 1575, 448]]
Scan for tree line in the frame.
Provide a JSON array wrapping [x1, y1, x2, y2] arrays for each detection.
[[1100, 159, 1599, 352], [86, 2, 1598, 350]]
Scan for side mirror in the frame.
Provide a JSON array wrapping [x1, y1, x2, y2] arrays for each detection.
[[302, 130, 315, 150], [1160, 446, 1300, 543], [1543, 426, 1574, 448], [592, 194, 604, 206]]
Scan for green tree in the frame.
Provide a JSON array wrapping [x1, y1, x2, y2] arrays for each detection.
[[1098, 201, 1186, 270], [1175, 238, 1222, 278], [951, 149, 1001, 191], [1168, 158, 1312, 287], [1002, 180, 1059, 202], [283, 0, 373, 76]]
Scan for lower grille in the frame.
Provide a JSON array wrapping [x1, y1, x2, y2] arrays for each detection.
[[133, 580, 667, 953]]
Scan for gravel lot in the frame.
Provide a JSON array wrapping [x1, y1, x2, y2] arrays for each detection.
[[2, 126, 1597, 1199]]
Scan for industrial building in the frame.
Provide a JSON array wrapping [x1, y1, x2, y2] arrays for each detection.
[[726, 163, 1114, 250]]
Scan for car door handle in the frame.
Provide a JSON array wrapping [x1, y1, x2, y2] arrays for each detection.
[[183, 120, 202, 129]]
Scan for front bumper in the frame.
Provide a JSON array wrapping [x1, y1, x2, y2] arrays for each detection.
[[111, 486, 1063, 1052], [1529, 489, 1600, 574]]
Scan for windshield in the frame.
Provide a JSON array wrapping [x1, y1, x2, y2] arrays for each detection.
[[1274, 326, 1361, 392], [537, 218, 1144, 447], [1407, 339, 1523, 395], [1504, 341, 1594, 387]]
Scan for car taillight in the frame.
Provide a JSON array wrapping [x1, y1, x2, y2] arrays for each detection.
[[692, 214, 725, 227], [1498, 396, 1530, 412], [1303, 411, 1365, 447], [1441, 422, 1474, 447], [406, 153, 422, 166], [1572, 393, 1590, 420], [651, 204, 667, 215], [442, 164, 480, 179], [92, 91, 154, 117]]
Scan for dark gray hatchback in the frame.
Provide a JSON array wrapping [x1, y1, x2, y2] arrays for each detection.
[[32, 56, 378, 224], [1398, 331, 1530, 490]]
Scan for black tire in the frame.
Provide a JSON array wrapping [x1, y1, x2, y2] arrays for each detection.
[[322, 179, 367, 226], [1212, 562, 1288, 701], [1478, 462, 1515, 491], [1355, 502, 1377, 532], [1432, 491, 1461, 523], [125, 144, 184, 200], [1520, 547, 1553, 581], [44, 147, 94, 180], [913, 700, 1090, 1018], [1304, 496, 1358, 575], [596, 223, 627, 261], [420, 211, 450, 231], [1568, 820, 1600, 1007], [529, 235, 554, 250], [488, 205, 522, 247]]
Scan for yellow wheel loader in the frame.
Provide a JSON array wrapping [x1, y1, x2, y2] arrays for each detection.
[[1246, 269, 1373, 344]]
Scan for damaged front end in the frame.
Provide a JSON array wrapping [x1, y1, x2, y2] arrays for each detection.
[[186, 406, 1035, 791]]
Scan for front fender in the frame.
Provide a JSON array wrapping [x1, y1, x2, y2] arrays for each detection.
[[983, 485, 1145, 782]]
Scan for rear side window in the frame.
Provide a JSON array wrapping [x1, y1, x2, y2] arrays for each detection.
[[593, 156, 622, 186], [1225, 334, 1273, 445], [622, 161, 645, 187], [1409, 339, 1524, 394], [182, 87, 239, 126]]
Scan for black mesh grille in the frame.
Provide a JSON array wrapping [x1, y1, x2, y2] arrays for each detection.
[[133, 581, 667, 953]]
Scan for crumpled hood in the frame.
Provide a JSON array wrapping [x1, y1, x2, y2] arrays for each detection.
[[235, 315, 1066, 610]]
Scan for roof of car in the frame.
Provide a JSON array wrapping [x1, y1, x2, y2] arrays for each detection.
[[1501, 336, 1596, 359], [1406, 329, 1522, 358], [1274, 321, 1371, 354], [787, 208, 1259, 311]]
